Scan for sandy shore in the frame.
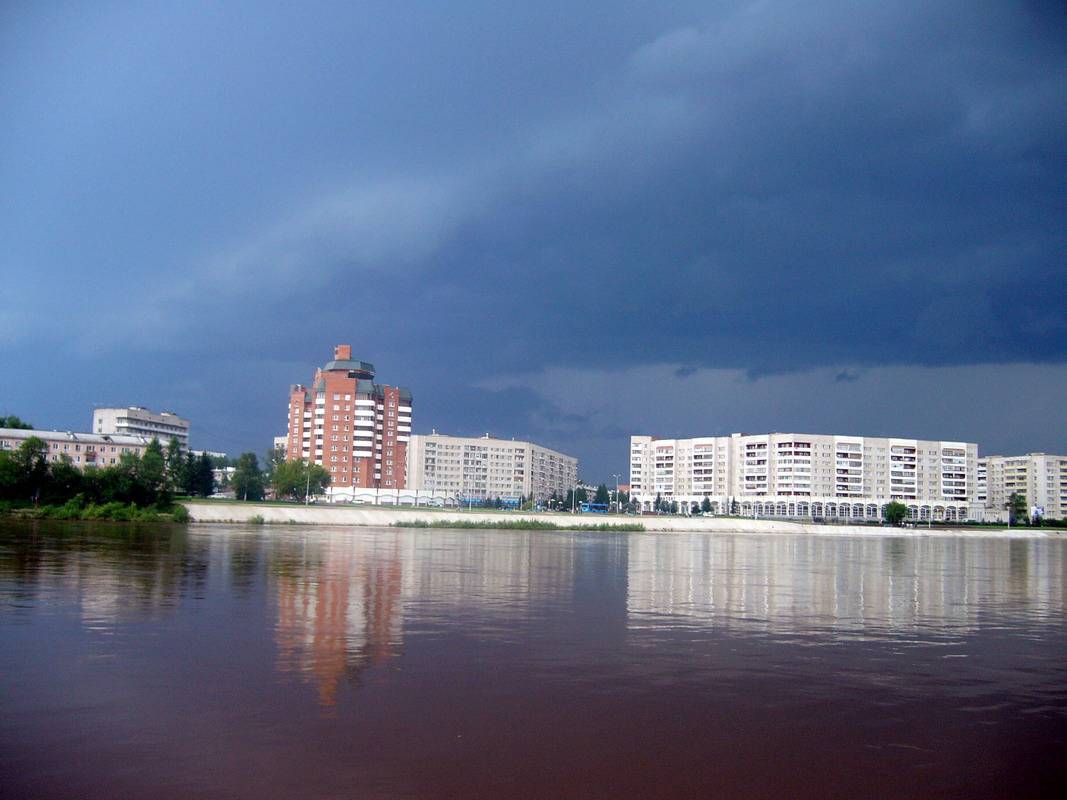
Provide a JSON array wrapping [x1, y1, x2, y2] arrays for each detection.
[[180, 501, 1061, 538]]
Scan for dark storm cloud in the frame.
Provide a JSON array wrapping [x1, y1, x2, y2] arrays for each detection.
[[1, 1, 1065, 471]]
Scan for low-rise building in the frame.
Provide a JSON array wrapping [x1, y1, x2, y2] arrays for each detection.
[[406, 432, 578, 503], [92, 406, 190, 448], [0, 428, 153, 468], [978, 453, 1067, 521], [630, 431, 979, 522]]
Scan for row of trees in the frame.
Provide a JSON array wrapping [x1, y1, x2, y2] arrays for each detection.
[[0, 434, 339, 509], [546, 485, 632, 511], [222, 449, 331, 502], [650, 494, 715, 515], [0, 436, 215, 508]]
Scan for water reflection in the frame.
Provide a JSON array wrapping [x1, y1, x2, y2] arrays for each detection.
[[2, 522, 1065, 799], [267, 529, 583, 706], [0, 519, 210, 628], [273, 533, 405, 706], [626, 533, 1066, 634]]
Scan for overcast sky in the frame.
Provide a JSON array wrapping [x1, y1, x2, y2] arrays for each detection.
[[2, 1, 1065, 480]]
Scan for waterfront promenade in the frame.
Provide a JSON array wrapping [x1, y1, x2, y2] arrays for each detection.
[[181, 501, 1059, 537]]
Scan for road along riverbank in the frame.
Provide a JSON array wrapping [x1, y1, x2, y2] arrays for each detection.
[[180, 501, 1062, 538]]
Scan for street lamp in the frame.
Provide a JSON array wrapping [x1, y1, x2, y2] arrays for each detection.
[[612, 473, 621, 514]]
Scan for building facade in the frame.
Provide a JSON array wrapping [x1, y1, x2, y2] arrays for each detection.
[[978, 453, 1067, 521], [630, 431, 979, 521], [406, 433, 578, 503], [0, 428, 153, 468], [286, 345, 412, 497], [92, 406, 190, 448]]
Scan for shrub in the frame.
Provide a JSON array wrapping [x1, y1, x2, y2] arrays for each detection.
[[249, 514, 265, 525], [169, 504, 191, 523]]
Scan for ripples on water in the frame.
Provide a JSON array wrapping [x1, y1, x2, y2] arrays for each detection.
[[0, 520, 1064, 799]]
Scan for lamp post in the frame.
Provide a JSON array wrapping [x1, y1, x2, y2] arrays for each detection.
[[612, 473, 621, 514], [304, 460, 312, 507]]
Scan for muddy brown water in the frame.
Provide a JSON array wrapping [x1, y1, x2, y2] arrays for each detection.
[[1, 521, 1064, 799]]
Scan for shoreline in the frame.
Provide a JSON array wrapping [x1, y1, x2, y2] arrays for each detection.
[[181, 500, 1064, 539]]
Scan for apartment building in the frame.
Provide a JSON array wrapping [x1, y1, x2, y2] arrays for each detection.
[[407, 433, 578, 502], [978, 453, 1067, 521], [0, 427, 153, 467], [630, 432, 978, 522], [286, 345, 412, 496], [92, 406, 189, 448]]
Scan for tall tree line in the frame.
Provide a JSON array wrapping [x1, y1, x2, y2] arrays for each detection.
[[0, 435, 213, 507]]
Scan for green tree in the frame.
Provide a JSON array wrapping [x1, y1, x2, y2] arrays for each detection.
[[884, 501, 908, 525], [232, 453, 265, 501], [0, 415, 33, 429], [165, 438, 186, 493], [700, 497, 712, 514], [271, 460, 330, 501], [594, 484, 610, 505], [264, 445, 286, 484], [654, 492, 663, 512], [139, 439, 167, 500], [1007, 492, 1028, 525], [0, 452, 18, 499], [13, 436, 49, 503], [42, 456, 83, 505], [194, 453, 216, 497], [690, 501, 700, 515], [669, 500, 679, 514], [181, 451, 198, 495]]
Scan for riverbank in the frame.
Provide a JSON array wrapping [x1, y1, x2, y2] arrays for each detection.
[[1, 499, 189, 523], [180, 500, 1064, 538]]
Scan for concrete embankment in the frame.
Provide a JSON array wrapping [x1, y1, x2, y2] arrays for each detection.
[[180, 501, 1059, 538]]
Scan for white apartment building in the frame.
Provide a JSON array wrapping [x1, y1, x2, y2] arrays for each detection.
[[0, 428, 154, 468], [978, 453, 1067, 521], [630, 432, 978, 522], [93, 406, 190, 448], [407, 433, 578, 502]]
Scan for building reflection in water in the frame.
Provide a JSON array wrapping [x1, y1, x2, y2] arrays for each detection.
[[626, 533, 1066, 634], [270, 529, 579, 707], [273, 533, 406, 707]]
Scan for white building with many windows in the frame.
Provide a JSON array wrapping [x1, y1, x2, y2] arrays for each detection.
[[92, 406, 190, 448], [407, 433, 578, 503], [978, 453, 1067, 521], [630, 432, 979, 522]]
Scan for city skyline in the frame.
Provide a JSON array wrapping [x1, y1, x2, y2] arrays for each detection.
[[2, 1, 1065, 480]]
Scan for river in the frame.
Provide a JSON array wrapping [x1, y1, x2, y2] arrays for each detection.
[[1, 520, 1064, 798]]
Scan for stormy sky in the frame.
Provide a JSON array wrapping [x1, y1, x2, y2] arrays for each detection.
[[2, 1, 1065, 480]]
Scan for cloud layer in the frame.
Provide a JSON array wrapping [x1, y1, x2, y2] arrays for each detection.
[[1, 1, 1064, 475]]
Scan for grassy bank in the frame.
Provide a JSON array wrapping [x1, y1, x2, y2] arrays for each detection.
[[393, 518, 645, 532], [0, 499, 190, 523]]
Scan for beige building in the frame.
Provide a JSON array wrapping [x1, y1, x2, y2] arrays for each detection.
[[407, 433, 578, 502], [630, 431, 978, 522], [0, 428, 153, 468], [978, 453, 1067, 521], [93, 406, 189, 448]]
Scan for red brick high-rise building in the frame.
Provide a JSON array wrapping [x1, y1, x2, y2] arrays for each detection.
[[286, 345, 412, 491]]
